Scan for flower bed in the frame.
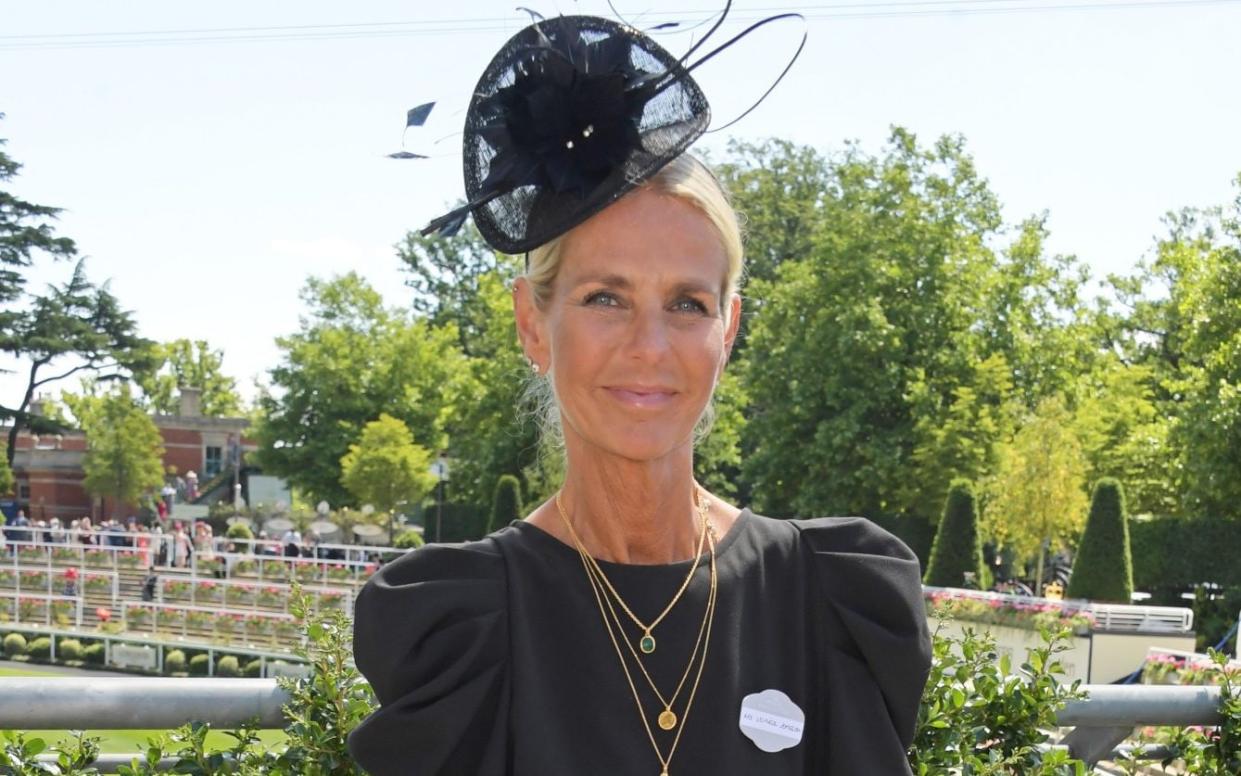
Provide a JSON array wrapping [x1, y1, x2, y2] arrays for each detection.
[[924, 589, 1095, 633], [126, 605, 152, 628], [50, 600, 75, 626], [83, 574, 111, 594], [19, 597, 49, 622], [116, 550, 143, 568], [51, 547, 78, 562], [0, 569, 14, 588], [1143, 651, 1241, 686], [185, 609, 214, 631], [17, 547, 45, 563], [196, 581, 222, 602], [19, 571, 49, 592], [256, 586, 283, 607], [225, 583, 255, 605], [317, 591, 345, 609], [162, 579, 191, 599], [156, 608, 186, 631], [83, 549, 111, 566]]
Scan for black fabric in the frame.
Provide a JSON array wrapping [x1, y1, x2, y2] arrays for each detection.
[[348, 510, 932, 775]]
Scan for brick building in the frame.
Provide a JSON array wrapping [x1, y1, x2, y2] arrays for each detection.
[[4, 387, 258, 522]]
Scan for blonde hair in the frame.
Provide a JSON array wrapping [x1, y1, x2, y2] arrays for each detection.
[[518, 153, 745, 456]]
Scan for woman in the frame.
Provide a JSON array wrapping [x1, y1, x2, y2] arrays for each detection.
[[349, 12, 930, 776]]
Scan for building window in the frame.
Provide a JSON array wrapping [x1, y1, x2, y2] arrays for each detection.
[[18, 483, 30, 500], [205, 446, 223, 478]]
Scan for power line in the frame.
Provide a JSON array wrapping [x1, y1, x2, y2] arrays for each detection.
[[1, 0, 1237, 51]]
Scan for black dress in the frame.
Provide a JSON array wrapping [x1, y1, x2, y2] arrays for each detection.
[[348, 510, 932, 775]]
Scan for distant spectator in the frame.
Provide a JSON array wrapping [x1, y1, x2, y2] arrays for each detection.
[[282, 527, 302, 558], [62, 566, 78, 597], [141, 566, 158, 602], [169, 523, 192, 568]]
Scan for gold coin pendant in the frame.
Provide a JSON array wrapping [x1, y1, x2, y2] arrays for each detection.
[[658, 709, 678, 730]]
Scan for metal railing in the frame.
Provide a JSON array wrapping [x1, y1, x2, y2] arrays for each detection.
[[0, 678, 1224, 771]]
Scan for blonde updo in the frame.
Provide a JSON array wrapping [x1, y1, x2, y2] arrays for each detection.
[[518, 153, 745, 455]]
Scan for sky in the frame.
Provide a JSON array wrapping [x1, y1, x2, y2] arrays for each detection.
[[2, 0, 1240, 408]]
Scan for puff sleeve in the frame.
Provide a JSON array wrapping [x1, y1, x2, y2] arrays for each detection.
[[793, 517, 932, 774], [347, 540, 509, 776]]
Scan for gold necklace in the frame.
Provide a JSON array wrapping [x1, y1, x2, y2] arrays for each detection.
[[570, 515, 718, 776], [571, 509, 716, 732], [554, 487, 710, 654]]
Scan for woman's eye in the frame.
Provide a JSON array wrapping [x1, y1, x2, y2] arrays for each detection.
[[584, 291, 618, 307], [675, 298, 709, 314]]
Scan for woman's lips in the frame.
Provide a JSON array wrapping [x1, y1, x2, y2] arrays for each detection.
[[605, 387, 677, 409]]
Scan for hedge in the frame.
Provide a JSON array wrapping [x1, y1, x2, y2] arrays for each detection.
[[83, 643, 105, 664], [244, 658, 263, 677], [3, 632, 26, 657], [165, 649, 187, 673], [923, 480, 985, 588], [57, 638, 83, 661], [27, 636, 51, 659], [1066, 479, 1134, 603], [487, 475, 524, 535], [188, 654, 210, 676], [216, 655, 241, 677], [1130, 516, 1241, 590]]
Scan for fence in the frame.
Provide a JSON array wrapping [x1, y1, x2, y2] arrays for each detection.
[[0, 678, 1223, 772]]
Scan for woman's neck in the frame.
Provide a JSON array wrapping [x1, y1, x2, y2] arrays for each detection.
[[554, 448, 704, 565]]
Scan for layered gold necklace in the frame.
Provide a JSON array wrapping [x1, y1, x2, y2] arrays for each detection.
[[554, 489, 719, 776]]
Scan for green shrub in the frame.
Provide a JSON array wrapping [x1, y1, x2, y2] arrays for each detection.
[[3, 632, 26, 657], [243, 658, 263, 678], [83, 643, 105, 664], [1067, 478, 1134, 603], [57, 638, 83, 661], [487, 474, 524, 534], [216, 655, 241, 677], [188, 654, 209, 676], [923, 480, 985, 588], [393, 528, 425, 549], [27, 636, 51, 659], [226, 522, 254, 541], [164, 649, 187, 674]]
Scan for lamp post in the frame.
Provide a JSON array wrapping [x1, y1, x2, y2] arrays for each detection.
[[430, 455, 450, 543]]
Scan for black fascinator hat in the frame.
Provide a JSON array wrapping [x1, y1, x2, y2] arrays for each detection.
[[418, 5, 805, 254]]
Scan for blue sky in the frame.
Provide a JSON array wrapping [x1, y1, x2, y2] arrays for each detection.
[[2, 0, 1240, 406]]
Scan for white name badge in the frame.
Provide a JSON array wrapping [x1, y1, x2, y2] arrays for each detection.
[[738, 689, 805, 752]]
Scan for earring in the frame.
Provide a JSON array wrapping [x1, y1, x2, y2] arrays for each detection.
[[527, 356, 541, 375]]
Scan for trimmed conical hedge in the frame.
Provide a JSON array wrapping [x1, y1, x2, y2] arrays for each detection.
[[487, 474, 524, 535], [1066, 478, 1134, 603], [924, 479, 985, 588]]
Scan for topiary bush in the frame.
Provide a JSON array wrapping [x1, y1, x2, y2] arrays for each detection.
[[243, 658, 263, 677], [393, 528, 425, 550], [83, 643, 105, 664], [487, 474, 524, 535], [1066, 478, 1134, 603], [923, 480, 985, 589], [57, 638, 83, 661], [164, 649, 186, 674], [226, 522, 254, 541], [216, 655, 241, 677], [26, 636, 51, 660], [3, 632, 26, 657], [188, 654, 209, 676]]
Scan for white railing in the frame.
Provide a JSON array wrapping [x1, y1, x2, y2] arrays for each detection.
[[0, 590, 84, 627]]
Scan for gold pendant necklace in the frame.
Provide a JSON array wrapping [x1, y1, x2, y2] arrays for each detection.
[[555, 489, 719, 776], [554, 487, 709, 655]]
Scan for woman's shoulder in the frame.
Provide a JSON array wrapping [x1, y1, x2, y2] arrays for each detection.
[[742, 511, 918, 563]]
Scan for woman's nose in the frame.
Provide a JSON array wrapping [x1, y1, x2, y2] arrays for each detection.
[[624, 306, 672, 362]]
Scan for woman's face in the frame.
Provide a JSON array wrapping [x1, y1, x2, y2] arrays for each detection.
[[516, 188, 741, 463]]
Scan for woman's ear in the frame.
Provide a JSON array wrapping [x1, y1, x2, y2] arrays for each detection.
[[513, 277, 550, 370]]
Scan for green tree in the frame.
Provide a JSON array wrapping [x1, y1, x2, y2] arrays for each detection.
[[1066, 478, 1134, 603], [0, 114, 76, 308], [1100, 186, 1241, 519], [924, 480, 985, 588], [340, 413, 437, 513], [1, 259, 157, 468], [77, 383, 165, 516], [738, 131, 1087, 521], [253, 273, 468, 506], [488, 474, 524, 534], [136, 338, 243, 417], [0, 450, 13, 496], [983, 396, 1089, 594]]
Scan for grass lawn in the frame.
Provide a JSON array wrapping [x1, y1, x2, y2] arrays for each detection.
[[0, 664, 288, 753]]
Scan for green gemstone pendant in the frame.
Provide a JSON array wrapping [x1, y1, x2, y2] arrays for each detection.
[[640, 632, 656, 654]]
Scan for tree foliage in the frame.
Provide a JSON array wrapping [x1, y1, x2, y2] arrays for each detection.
[[252, 273, 467, 507], [339, 413, 437, 513], [1066, 478, 1134, 603], [924, 480, 985, 588], [983, 396, 1089, 593], [1, 259, 157, 466], [736, 131, 1088, 521], [136, 338, 243, 417], [76, 383, 165, 515]]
